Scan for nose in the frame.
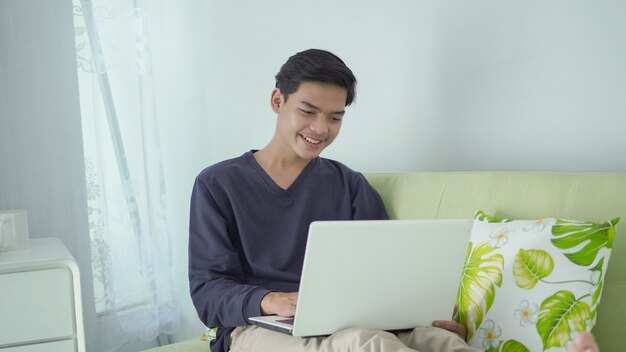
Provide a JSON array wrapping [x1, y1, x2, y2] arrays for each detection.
[[309, 115, 329, 135]]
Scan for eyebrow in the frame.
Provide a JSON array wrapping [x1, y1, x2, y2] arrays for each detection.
[[301, 101, 345, 116]]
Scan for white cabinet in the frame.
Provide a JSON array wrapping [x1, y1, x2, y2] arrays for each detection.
[[0, 238, 85, 351]]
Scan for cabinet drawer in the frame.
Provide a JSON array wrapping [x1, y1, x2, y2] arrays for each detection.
[[0, 268, 74, 346], [1, 339, 75, 352]]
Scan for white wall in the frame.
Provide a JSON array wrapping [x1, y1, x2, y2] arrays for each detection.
[[181, 0, 626, 175], [2, 0, 626, 348]]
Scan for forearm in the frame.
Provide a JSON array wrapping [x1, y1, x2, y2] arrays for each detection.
[[190, 276, 270, 327]]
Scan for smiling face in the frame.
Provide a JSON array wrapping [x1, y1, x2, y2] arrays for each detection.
[[270, 81, 347, 162]]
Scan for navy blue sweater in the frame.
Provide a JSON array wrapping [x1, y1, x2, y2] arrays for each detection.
[[189, 151, 388, 352]]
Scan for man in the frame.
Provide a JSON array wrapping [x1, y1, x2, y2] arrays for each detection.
[[189, 49, 480, 352]]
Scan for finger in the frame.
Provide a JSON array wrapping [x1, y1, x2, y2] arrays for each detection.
[[570, 333, 598, 352], [432, 320, 455, 332], [433, 320, 466, 340]]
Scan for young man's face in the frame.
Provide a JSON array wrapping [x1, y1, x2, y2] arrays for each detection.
[[271, 81, 347, 161]]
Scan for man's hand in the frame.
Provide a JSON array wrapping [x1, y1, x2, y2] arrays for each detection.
[[432, 319, 467, 341], [432, 304, 467, 341], [260, 292, 298, 317], [568, 332, 599, 352]]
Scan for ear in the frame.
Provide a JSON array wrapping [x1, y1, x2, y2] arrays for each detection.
[[270, 88, 283, 114]]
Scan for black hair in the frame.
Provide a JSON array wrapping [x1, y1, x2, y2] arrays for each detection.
[[275, 49, 357, 106]]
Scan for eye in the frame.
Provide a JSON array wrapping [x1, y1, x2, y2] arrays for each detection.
[[298, 108, 314, 116], [331, 116, 343, 122]]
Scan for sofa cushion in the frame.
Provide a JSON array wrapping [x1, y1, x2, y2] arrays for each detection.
[[456, 210, 619, 351]]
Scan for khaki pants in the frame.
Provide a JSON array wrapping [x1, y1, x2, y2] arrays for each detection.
[[229, 325, 481, 352]]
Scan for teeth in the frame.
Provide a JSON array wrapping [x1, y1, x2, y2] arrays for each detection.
[[303, 135, 321, 144]]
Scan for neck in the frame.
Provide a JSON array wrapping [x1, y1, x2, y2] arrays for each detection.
[[255, 135, 313, 171], [253, 145, 313, 190], [254, 146, 311, 172]]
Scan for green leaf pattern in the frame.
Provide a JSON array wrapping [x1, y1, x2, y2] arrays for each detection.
[[456, 241, 504, 341], [590, 258, 605, 317], [551, 218, 619, 266], [513, 249, 554, 290], [537, 290, 591, 350], [475, 210, 511, 223], [500, 339, 531, 352]]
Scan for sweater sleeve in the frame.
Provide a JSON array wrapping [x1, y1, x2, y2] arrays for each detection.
[[188, 177, 270, 328], [350, 173, 390, 220]]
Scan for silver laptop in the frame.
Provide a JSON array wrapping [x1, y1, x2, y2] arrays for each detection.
[[249, 219, 472, 337]]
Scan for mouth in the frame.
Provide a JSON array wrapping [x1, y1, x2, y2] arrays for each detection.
[[299, 134, 323, 145]]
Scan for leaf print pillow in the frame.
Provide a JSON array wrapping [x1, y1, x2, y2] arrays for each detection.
[[456, 210, 619, 352]]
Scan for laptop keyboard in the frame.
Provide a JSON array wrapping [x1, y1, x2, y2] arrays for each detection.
[[277, 318, 295, 325]]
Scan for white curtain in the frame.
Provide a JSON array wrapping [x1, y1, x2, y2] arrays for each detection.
[[73, 0, 178, 349]]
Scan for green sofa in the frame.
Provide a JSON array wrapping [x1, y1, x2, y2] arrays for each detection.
[[147, 172, 625, 352]]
